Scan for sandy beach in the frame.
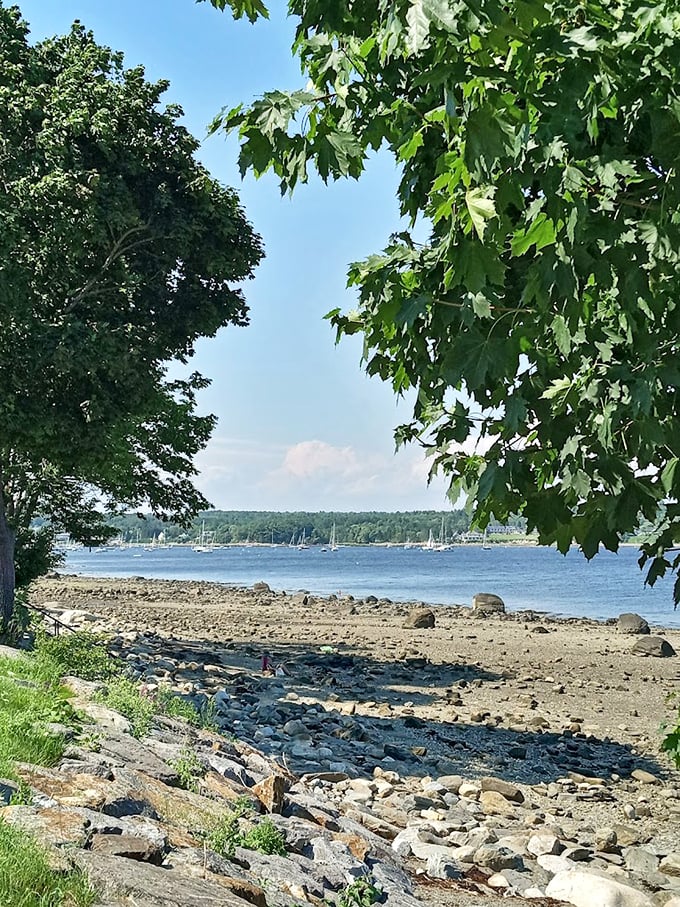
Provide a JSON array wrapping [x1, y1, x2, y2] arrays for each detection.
[[33, 573, 680, 760], [28, 573, 680, 906]]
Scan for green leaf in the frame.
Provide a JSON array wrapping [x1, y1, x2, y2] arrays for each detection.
[[511, 214, 556, 256], [398, 130, 424, 161], [551, 315, 572, 357], [662, 458, 679, 494], [471, 293, 492, 319], [542, 377, 572, 402], [465, 187, 497, 241], [325, 131, 363, 176], [406, 0, 431, 53]]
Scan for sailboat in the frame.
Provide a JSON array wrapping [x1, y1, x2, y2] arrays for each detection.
[[329, 523, 339, 552], [297, 529, 310, 550], [435, 516, 453, 551], [422, 530, 436, 551], [192, 521, 214, 552], [482, 528, 491, 550]]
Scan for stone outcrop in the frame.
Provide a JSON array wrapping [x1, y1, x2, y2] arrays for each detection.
[[618, 613, 651, 635], [472, 593, 505, 615], [632, 636, 677, 658], [402, 608, 435, 629]]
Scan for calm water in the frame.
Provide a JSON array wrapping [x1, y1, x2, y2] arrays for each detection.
[[62, 543, 680, 629]]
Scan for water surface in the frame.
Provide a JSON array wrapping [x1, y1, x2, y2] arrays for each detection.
[[62, 543, 680, 629]]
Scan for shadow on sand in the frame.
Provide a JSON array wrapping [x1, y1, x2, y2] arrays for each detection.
[[115, 633, 667, 788]]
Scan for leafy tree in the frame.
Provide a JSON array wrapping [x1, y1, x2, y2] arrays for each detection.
[[0, 6, 263, 625], [207, 0, 680, 603]]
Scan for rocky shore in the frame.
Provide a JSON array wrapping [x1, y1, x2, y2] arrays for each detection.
[[14, 574, 680, 906]]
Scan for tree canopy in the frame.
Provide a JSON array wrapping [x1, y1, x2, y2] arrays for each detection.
[[207, 0, 680, 603], [0, 5, 262, 623]]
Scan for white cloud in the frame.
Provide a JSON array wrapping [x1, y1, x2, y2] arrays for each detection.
[[193, 435, 451, 511], [279, 440, 360, 480]]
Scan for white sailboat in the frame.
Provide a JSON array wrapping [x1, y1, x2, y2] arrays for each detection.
[[297, 529, 310, 550], [435, 516, 448, 551], [192, 521, 214, 552], [329, 523, 339, 552], [422, 529, 436, 551]]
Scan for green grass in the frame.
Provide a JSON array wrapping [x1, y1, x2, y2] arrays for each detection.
[[0, 655, 76, 780], [336, 878, 384, 907], [241, 818, 287, 856], [95, 678, 216, 739], [33, 631, 120, 682], [170, 746, 205, 793], [205, 800, 287, 860], [94, 676, 157, 738], [0, 819, 95, 907]]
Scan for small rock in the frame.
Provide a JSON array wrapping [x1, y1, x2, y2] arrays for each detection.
[[595, 827, 618, 853], [481, 777, 525, 803], [631, 769, 658, 785], [426, 852, 462, 880], [252, 774, 286, 814], [527, 833, 562, 857], [89, 833, 164, 865], [660, 853, 680, 877], [473, 844, 523, 872]]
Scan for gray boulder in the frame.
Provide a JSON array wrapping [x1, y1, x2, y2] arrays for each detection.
[[472, 593, 505, 615], [546, 869, 654, 907], [617, 613, 650, 634], [73, 851, 252, 907], [402, 608, 435, 629], [631, 636, 676, 658]]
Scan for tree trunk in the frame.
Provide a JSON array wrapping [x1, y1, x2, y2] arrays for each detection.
[[0, 491, 15, 628]]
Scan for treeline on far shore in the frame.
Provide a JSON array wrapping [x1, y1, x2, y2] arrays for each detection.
[[106, 510, 529, 547]]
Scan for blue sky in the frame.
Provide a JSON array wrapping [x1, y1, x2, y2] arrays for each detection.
[[20, 0, 451, 512]]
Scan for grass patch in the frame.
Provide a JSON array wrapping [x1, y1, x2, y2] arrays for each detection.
[[205, 800, 287, 860], [95, 678, 216, 739], [0, 655, 77, 779], [33, 631, 120, 682], [94, 676, 156, 738], [0, 819, 95, 907], [170, 746, 205, 793], [336, 878, 384, 907], [241, 818, 287, 856]]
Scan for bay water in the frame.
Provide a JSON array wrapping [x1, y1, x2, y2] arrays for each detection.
[[63, 543, 680, 629]]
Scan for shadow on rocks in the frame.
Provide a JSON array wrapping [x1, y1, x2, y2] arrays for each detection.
[[112, 634, 667, 788]]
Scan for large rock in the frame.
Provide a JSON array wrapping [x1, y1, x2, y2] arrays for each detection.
[[631, 636, 676, 658], [1, 805, 89, 848], [472, 593, 505, 615], [74, 851, 255, 907], [89, 832, 165, 864], [0, 644, 26, 660], [252, 774, 286, 814], [402, 608, 435, 629], [546, 870, 654, 907], [617, 613, 650, 634]]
